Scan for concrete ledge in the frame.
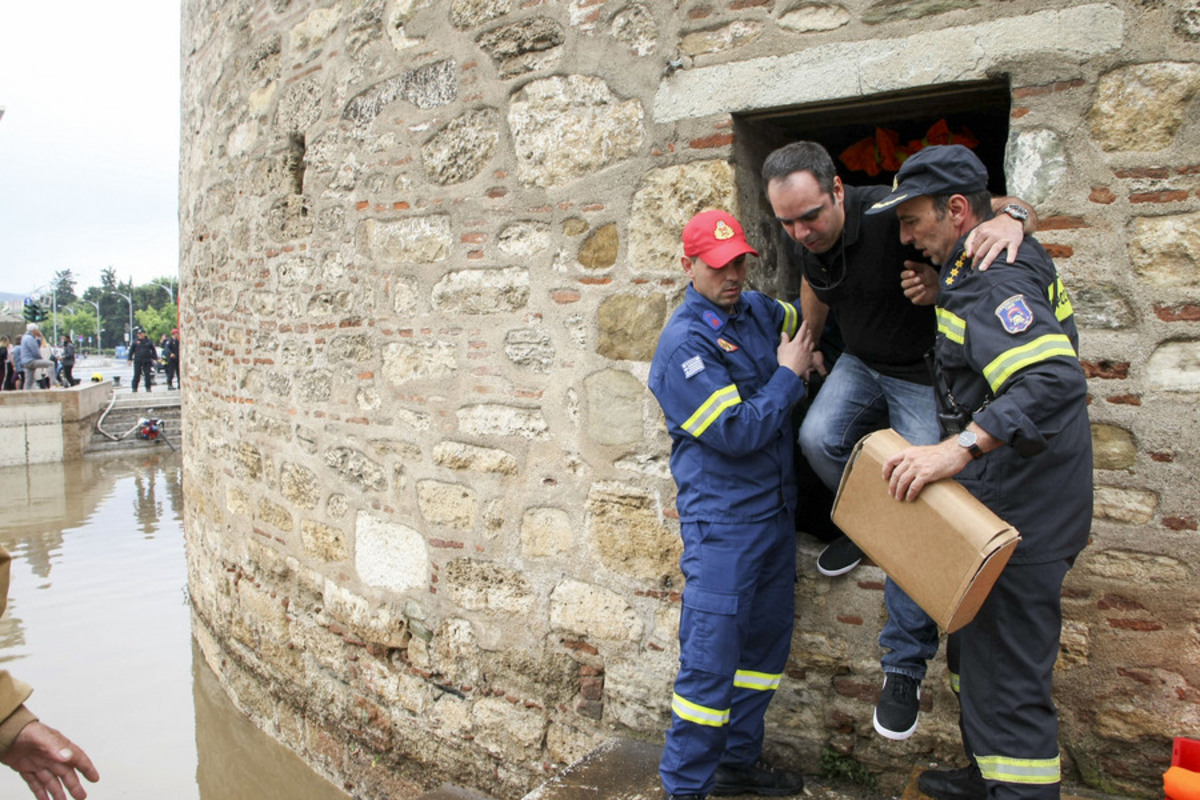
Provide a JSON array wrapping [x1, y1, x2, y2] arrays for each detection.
[[0, 381, 115, 463]]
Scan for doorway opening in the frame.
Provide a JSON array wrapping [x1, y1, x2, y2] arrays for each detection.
[[732, 79, 1014, 297]]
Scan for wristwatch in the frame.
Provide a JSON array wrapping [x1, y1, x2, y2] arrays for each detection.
[[957, 429, 983, 459], [1000, 203, 1029, 223]]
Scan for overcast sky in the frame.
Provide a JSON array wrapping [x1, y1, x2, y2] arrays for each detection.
[[0, 2, 181, 299]]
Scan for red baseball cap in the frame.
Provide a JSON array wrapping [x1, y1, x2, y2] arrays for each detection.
[[682, 209, 758, 268]]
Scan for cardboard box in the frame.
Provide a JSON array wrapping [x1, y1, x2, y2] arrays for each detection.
[[830, 428, 1021, 633]]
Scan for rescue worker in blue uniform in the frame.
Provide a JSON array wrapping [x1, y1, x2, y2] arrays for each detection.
[[869, 146, 1092, 800], [649, 209, 815, 800]]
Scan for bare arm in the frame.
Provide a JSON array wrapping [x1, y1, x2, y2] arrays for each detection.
[[798, 278, 830, 377]]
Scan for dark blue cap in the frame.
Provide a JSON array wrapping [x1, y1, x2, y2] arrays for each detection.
[[865, 144, 989, 214]]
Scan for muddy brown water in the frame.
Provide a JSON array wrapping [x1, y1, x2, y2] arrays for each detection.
[[0, 451, 350, 800]]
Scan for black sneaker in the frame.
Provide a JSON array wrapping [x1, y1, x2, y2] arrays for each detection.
[[712, 759, 804, 796], [874, 673, 920, 740], [668, 795, 707, 800], [918, 764, 986, 800], [816, 535, 863, 576]]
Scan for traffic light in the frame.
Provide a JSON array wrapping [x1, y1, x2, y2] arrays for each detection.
[[22, 299, 47, 323]]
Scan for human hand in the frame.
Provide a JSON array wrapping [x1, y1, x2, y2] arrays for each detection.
[[901, 261, 939, 305], [0, 721, 99, 800], [882, 440, 971, 502], [777, 321, 815, 377], [965, 213, 1023, 271]]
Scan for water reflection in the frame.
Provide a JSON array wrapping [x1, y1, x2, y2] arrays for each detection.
[[0, 453, 348, 800]]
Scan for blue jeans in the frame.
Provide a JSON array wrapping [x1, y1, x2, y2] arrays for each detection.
[[798, 353, 941, 680]]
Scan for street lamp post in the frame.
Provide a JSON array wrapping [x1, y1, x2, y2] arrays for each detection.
[[106, 290, 134, 347], [76, 300, 103, 353], [148, 281, 175, 305]]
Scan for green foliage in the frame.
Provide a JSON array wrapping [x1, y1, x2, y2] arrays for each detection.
[[135, 303, 178, 342], [819, 746, 878, 790]]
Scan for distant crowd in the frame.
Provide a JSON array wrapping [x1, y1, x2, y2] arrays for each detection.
[[0, 323, 180, 391]]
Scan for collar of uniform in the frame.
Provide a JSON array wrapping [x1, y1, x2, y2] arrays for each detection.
[[685, 284, 742, 330]]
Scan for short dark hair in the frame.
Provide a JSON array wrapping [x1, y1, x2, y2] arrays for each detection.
[[931, 190, 993, 221], [762, 141, 838, 196]]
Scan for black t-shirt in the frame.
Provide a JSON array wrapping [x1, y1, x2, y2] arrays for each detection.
[[791, 184, 936, 384]]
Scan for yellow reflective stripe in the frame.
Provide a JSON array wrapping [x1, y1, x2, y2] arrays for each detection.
[[937, 307, 966, 344], [982, 334, 1077, 393], [976, 754, 1061, 785], [1047, 277, 1074, 322], [671, 693, 730, 727], [682, 384, 741, 437], [734, 669, 782, 692], [775, 299, 799, 338], [949, 671, 960, 694]]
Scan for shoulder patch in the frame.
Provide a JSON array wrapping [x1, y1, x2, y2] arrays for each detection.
[[995, 294, 1034, 334], [702, 309, 724, 330], [716, 337, 738, 352], [681, 355, 705, 379]]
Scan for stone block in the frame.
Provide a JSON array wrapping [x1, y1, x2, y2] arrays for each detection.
[[325, 447, 388, 492], [1089, 63, 1200, 151], [281, 462, 321, 510], [417, 479, 479, 530], [456, 404, 548, 438], [549, 579, 644, 641], [422, 108, 500, 185], [355, 512, 429, 592], [443, 558, 536, 614], [1127, 213, 1200, 288], [1148, 340, 1200, 392], [595, 294, 665, 363], [301, 519, 348, 562], [629, 160, 737, 272], [383, 340, 458, 384], [680, 21, 764, 57], [520, 507, 573, 558], [433, 441, 518, 474], [508, 75, 645, 188], [1093, 485, 1158, 524], [1091, 424, 1136, 471], [504, 328, 555, 373], [357, 216, 452, 266], [476, 17, 565, 78], [431, 267, 530, 314], [585, 482, 679, 582], [583, 369, 645, 445]]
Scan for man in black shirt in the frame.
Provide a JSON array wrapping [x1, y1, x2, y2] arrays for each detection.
[[762, 141, 1034, 741]]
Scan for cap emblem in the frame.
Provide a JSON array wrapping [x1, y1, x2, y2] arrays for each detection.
[[714, 220, 735, 241]]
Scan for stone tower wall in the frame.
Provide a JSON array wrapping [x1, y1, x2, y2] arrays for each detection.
[[179, 1, 1200, 798]]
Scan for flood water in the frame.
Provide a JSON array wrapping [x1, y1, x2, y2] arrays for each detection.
[[0, 452, 350, 800]]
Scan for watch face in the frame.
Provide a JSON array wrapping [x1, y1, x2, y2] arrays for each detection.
[[958, 430, 977, 447], [1003, 204, 1028, 221]]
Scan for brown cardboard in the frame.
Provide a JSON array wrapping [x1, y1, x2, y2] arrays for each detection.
[[830, 428, 1021, 633]]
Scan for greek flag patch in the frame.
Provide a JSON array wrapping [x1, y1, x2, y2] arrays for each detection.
[[682, 355, 705, 379]]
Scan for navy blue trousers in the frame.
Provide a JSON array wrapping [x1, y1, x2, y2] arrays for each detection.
[[660, 509, 796, 796]]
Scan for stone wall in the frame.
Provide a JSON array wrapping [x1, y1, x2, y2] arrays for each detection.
[[179, 1, 1200, 798]]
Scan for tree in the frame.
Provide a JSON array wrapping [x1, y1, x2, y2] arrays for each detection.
[[100, 267, 118, 292], [134, 304, 178, 342], [52, 270, 78, 306]]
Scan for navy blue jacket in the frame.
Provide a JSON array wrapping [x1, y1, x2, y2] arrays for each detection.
[[649, 285, 806, 524], [935, 232, 1092, 564]]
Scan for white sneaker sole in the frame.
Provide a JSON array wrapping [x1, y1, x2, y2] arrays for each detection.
[[873, 707, 919, 740]]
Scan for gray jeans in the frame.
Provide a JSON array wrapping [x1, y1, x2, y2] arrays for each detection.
[[23, 359, 54, 389]]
